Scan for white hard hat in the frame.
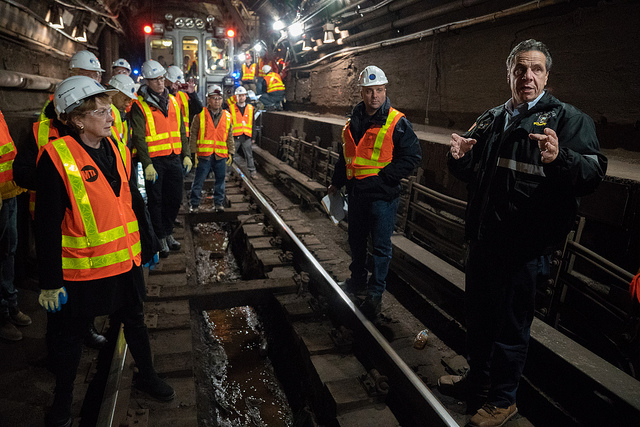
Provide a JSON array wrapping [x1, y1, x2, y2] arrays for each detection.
[[165, 65, 185, 84], [69, 50, 104, 72], [108, 74, 138, 100], [112, 58, 131, 72], [235, 86, 247, 95], [262, 65, 272, 74], [207, 85, 223, 96], [141, 60, 166, 79], [54, 76, 117, 117], [358, 65, 388, 86]]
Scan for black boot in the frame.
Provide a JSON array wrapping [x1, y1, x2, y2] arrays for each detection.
[[84, 322, 107, 349], [45, 392, 73, 427], [134, 370, 176, 401]]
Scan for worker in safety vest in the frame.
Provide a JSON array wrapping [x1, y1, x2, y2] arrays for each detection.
[[36, 76, 173, 426], [327, 65, 422, 319], [257, 65, 285, 110], [229, 86, 256, 178], [188, 84, 234, 212], [112, 58, 132, 76], [107, 74, 137, 147], [130, 60, 191, 258], [164, 65, 203, 139], [0, 109, 30, 342], [240, 52, 257, 94]]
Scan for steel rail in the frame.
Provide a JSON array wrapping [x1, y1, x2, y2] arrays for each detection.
[[96, 325, 128, 427], [230, 164, 460, 426]]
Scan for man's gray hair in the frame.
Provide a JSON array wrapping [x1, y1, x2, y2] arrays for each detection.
[[506, 39, 552, 71]]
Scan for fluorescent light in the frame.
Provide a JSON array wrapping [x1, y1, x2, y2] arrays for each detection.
[[288, 22, 304, 37]]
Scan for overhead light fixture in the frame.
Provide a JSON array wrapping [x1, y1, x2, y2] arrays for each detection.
[[45, 8, 65, 29], [72, 26, 87, 42], [335, 26, 341, 34], [302, 35, 312, 51], [322, 23, 335, 44], [289, 22, 304, 37], [253, 41, 265, 53], [273, 20, 285, 31]]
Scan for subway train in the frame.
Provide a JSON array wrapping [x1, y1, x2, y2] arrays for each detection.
[[0, 0, 639, 426]]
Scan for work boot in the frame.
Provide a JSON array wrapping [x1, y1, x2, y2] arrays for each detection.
[[134, 371, 176, 401], [250, 171, 257, 179], [359, 295, 382, 319], [159, 238, 170, 258], [214, 204, 225, 212], [44, 392, 73, 427], [189, 205, 200, 213], [469, 403, 517, 427], [84, 324, 107, 350], [0, 318, 22, 341], [9, 307, 32, 326], [438, 372, 489, 413], [338, 279, 367, 297], [166, 234, 181, 251]]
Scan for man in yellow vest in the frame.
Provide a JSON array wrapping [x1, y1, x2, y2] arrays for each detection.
[[240, 52, 257, 94], [327, 65, 421, 319], [107, 74, 137, 147], [229, 86, 257, 178], [257, 65, 285, 110], [130, 60, 192, 257], [164, 65, 203, 139], [188, 85, 234, 212], [0, 109, 30, 341]]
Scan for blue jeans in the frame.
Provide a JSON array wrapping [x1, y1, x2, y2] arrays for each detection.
[[190, 156, 227, 207], [465, 240, 549, 407], [0, 197, 18, 316], [347, 195, 399, 298]]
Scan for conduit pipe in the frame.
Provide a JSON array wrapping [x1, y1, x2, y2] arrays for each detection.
[[340, 0, 422, 31], [0, 70, 60, 91], [292, 0, 568, 71]]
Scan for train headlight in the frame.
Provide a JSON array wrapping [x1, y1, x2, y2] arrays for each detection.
[[185, 18, 194, 29], [175, 18, 185, 28], [164, 13, 173, 21], [195, 19, 205, 29]]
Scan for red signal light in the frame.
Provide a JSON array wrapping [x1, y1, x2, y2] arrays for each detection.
[[143, 25, 152, 34], [226, 29, 235, 38]]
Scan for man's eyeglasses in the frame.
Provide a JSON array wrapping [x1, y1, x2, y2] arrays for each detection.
[[85, 108, 112, 119], [210, 96, 223, 101]]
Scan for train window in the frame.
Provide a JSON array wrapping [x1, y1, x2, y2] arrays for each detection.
[[182, 36, 199, 81], [205, 38, 229, 74], [149, 38, 174, 69]]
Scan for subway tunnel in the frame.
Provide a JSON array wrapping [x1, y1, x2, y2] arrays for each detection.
[[0, 0, 639, 426]]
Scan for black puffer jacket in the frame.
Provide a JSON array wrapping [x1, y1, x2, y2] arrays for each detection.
[[331, 97, 422, 201], [448, 92, 607, 256]]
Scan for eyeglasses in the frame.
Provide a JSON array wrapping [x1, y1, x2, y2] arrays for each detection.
[[85, 108, 112, 119], [209, 96, 223, 101]]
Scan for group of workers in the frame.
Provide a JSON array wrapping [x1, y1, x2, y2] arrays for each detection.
[[239, 52, 286, 110], [0, 36, 618, 427]]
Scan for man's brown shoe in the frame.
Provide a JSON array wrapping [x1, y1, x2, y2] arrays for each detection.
[[0, 319, 22, 341], [469, 403, 517, 427], [9, 309, 32, 326]]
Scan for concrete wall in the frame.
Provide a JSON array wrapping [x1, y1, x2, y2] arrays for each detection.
[[285, 1, 640, 151]]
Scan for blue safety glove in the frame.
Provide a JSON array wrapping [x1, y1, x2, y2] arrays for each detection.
[[38, 287, 68, 313], [144, 253, 160, 270]]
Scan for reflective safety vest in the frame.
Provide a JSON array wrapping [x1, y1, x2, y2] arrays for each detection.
[[342, 107, 403, 180], [39, 95, 54, 121], [257, 58, 267, 77], [0, 110, 17, 184], [38, 135, 141, 281], [110, 104, 129, 146], [227, 94, 238, 107], [230, 104, 253, 137], [265, 72, 285, 93], [242, 63, 256, 81], [29, 119, 61, 217], [134, 95, 182, 158], [176, 91, 190, 137], [197, 109, 231, 157]]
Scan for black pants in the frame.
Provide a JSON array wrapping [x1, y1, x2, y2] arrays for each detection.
[[145, 154, 183, 239]]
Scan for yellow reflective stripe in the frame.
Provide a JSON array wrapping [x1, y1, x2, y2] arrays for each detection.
[[51, 139, 101, 246], [170, 95, 182, 131], [371, 109, 399, 162], [0, 159, 13, 173], [62, 241, 141, 269], [62, 220, 139, 249], [37, 120, 52, 148], [0, 141, 14, 156], [354, 157, 391, 167], [355, 168, 383, 176], [199, 110, 206, 144], [178, 92, 189, 127], [148, 143, 176, 153]]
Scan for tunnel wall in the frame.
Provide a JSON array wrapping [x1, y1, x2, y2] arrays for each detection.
[[285, 1, 640, 152]]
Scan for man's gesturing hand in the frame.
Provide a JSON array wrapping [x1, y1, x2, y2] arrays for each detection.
[[529, 128, 559, 164], [450, 133, 477, 160]]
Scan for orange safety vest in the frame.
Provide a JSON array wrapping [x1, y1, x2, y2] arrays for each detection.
[[230, 103, 253, 137], [242, 63, 256, 81], [227, 94, 238, 107], [197, 109, 231, 157], [0, 110, 17, 184], [176, 91, 190, 137], [29, 119, 61, 218], [38, 135, 141, 281], [342, 107, 404, 180], [265, 72, 285, 93], [257, 58, 267, 77], [134, 95, 182, 158]]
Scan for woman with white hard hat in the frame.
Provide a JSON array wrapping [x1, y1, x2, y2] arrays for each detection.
[[36, 75, 174, 427], [112, 58, 132, 76], [107, 74, 138, 146]]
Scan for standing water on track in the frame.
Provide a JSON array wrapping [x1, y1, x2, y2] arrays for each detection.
[[202, 306, 293, 426], [192, 222, 241, 284]]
